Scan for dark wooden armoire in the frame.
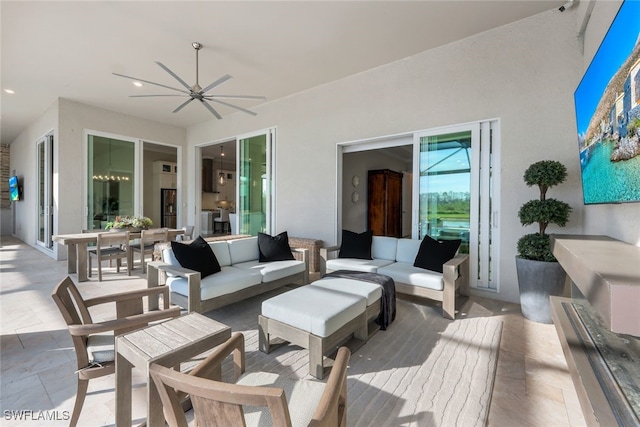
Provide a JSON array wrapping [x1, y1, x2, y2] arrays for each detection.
[[367, 169, 403, 237]]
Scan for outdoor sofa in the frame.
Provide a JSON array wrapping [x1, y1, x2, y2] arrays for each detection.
[[321, 234, 469, 319], [147, 235, 309, 313]]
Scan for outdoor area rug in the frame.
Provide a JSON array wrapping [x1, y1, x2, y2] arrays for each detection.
[[202, 287, 503, 427]]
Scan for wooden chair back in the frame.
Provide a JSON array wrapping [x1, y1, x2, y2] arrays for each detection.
[[149, 333, 349, 427], [133, 228, 169, 271], [89, 231, 131, 281]]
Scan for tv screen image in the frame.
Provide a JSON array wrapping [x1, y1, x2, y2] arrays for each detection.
[[574, 0, 640, 204], [8, 176, 19, 202]]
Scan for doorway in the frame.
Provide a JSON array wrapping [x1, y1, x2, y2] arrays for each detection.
[[339, 119, 500, 291]]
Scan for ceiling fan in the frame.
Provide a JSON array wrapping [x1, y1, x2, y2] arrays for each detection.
[[113, 42, 265, 119]]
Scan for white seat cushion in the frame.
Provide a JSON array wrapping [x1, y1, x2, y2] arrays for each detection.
[[236, 371, 326, 427], [167, 266, 262, 300], [262, 286, 366, 337], [310, 277, 382, 306], [87, 333, 114, 363], [378, 262, 444, 291], [325, 257, 393, 273], [234, 260, 306, 283]]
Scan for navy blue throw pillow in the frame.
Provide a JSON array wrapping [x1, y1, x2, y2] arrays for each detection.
[[171, 235, 221, 278], [413, 235, 461, 273], [338, 230, 373, 260]]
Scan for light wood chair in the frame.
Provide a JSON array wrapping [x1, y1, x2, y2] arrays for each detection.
[[51, 276, 181, 427], [150, 332, 350, 427], [130, 228, 168, 272], [88, 231, 131, 281]]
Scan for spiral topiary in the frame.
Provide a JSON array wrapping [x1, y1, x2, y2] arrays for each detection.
[[517, 160, 571, 262]]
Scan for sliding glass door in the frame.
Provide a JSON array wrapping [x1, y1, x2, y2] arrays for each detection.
[[86, 134, 137, 230], [36, 134, 54, 249], [416, 121, 499, 290], [237, 129, 275, 235]]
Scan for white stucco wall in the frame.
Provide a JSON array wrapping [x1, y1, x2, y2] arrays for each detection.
[[187, 9, 584, 303]]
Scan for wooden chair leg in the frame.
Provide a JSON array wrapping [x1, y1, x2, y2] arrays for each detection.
[[70, 378, 89, 427]]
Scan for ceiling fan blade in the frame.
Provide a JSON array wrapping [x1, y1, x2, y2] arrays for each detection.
[[200, 74, 232, 94], [173, 98, 195, 113], [113, 72, 189, 94], [129, 94, 189, 97], [208, 98, 258, 116], [155, 62, 191, 90], [200, 99, 223, 119], [205, 94, 267, 100]]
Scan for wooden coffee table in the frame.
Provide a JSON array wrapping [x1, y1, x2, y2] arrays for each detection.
[[115, 313, 231, 427]]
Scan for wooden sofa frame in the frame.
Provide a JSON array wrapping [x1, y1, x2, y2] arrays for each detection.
[[321, 245, 469, 320], [147, 248, 309, 314]]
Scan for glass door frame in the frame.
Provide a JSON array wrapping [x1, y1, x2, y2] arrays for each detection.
[[36, 132, 54, 250], [82, 130, 141, 230], [236, 127, 276, 235]]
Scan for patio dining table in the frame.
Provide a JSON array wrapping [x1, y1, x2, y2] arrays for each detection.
[[53, 228, 185, 282]]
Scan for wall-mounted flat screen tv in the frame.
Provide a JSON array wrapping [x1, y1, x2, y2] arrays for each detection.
[[574, 0, 640, 204], [9, 175, 20, 201]]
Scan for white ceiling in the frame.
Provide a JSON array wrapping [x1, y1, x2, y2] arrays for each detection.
[[1, 1, 565, 145]]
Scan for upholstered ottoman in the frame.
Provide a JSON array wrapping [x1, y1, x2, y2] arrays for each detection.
[[258, 285, 367, 379]]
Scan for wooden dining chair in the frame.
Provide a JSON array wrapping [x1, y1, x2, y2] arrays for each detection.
[[88, 231, 131, 282], [150, 332, 350, 427], [51, 276, 181, 427], [130, 228, 169, 272]]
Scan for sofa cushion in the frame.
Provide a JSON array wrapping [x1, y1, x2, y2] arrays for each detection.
[[394, 239, 423, 264], [228, 237, 260, 265], [325, 257, 394, 273], [234, 259, 306, 283], [371, 236, 399, 261], [262, 286, 366, 337], [310, 277, 382, 306], [338, 230, 372, 260], [170, 236, 221, 278], [258, 231, 295, 262], [210, 241, 232, 267], [167, 266, 262, 301], [413, 236, 461, 273], [378, 262, 444, 291]]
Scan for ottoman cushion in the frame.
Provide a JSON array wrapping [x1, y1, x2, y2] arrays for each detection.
[[310, 277, 382, 306], [262, 286, 366, 337]]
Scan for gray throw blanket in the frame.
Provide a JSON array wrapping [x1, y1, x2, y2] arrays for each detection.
[[322, 270, 396, 330]]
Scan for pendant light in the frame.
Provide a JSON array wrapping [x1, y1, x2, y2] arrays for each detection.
[[218, 145, 226, 186]]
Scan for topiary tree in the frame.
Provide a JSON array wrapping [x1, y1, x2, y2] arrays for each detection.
[[517, 160, 572, 262]]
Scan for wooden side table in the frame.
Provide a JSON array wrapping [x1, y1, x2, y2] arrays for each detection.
[[115, 313, 231, 426]]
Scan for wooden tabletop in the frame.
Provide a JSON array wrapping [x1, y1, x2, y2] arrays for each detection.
[[53, 228, 185, 244]]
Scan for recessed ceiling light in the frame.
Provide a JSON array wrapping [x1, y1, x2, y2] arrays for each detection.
[[4, 89, 15, 94], [133, 82, 143, 87]]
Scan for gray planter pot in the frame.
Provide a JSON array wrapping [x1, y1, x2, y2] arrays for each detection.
[[515, 256, 566, 324]]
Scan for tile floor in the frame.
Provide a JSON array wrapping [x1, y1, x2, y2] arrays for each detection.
[[0, 236, 586, 426]]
